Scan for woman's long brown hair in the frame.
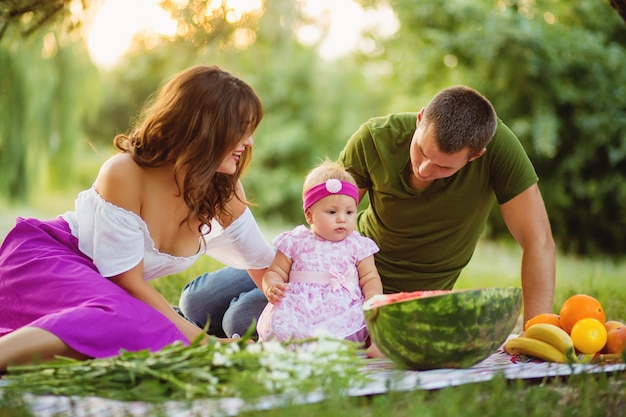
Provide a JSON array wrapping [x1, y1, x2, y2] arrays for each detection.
[[113, 65, 263, 235]]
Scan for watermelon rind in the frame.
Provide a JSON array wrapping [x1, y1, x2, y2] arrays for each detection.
[[364, 287, 522, 370]]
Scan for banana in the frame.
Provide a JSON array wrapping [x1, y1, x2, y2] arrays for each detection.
[[576, 353, 597, 364], [524, 323, 578, 363], [505, 336, 569, 363]]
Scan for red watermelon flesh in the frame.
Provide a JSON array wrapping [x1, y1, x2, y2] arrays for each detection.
[[364, 290, 454, 310]]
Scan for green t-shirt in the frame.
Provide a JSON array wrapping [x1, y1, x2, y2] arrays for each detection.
[[338, 113, 538, 293]]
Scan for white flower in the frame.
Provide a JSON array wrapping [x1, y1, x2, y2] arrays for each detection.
[[212, 352, 232, 366], [261, 340, 286, 353], [295, 351, 315, 363], [224, 343, 240, 355], [325, 179, 342, 193], [269, 370, 291, 381], [245, 342, 263, 354]]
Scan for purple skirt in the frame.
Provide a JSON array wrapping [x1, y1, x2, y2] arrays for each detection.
[[0, 217, 188, 358]]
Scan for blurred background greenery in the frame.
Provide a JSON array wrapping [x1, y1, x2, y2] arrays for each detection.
[[1, 0, 626, 262]]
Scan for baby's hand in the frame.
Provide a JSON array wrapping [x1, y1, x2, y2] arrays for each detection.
[[366, 341, 386, 359], [265, 282, 289, 305]]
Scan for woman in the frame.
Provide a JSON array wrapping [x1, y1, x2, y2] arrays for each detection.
[[0, 65, 274, 371]]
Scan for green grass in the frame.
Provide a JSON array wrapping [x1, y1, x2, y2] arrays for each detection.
[[238, 373, 626, 417], [2, 373, 625, 417], [153, 237, 626, 322], [455, 238, 626, 321]]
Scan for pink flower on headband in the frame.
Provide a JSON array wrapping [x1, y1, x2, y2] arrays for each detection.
[[325, 179, 342, 193]]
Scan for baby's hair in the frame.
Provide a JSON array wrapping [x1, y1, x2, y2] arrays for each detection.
[[302, 159, 357, 194]]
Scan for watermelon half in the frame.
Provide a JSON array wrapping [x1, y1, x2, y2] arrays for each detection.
[[363, 287, 522, 370]]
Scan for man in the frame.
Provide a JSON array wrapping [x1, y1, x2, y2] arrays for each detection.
[[338, 85, 555, 323], [179, 85, 555, 337]]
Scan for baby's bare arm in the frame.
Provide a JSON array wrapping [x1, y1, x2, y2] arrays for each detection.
[[262, 250, 292, 304], [357, 255, 383, 300]]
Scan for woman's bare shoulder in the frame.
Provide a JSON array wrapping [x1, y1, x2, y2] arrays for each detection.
[[94, 153, 143, 214]]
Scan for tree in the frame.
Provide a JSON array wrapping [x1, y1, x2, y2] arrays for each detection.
[[0, 16, 99, 201], [0, 0, 90, 43]]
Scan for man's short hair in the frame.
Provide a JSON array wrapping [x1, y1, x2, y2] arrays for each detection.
[[423, 85, 497, 155]]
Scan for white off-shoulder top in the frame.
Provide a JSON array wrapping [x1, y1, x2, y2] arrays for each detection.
[[62, 187, 274, 281]]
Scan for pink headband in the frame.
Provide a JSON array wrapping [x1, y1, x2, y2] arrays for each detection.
[[303, 179, 359, 211]]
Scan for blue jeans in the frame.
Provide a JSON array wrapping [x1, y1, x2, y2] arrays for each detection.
[[179, 267, 268, 338]]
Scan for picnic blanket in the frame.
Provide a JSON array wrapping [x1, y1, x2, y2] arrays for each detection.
[[1, 339, 624, 417]]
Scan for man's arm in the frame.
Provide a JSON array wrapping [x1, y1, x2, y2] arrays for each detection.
[[500, 184, 556, 325]]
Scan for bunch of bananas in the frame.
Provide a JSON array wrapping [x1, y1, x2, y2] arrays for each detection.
[[505, 323, 578, 363]]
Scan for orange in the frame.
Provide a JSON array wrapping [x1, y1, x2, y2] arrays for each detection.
[[605, 327, 626, 354], [571, 318, 608, 354], [559, 294, 606, 334], [523, 313, 563, 331]]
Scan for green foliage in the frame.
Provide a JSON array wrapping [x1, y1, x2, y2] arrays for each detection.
[[0, 26, 99, 202], [5, 334, 369, 403], [84, 37, 200, 149]]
